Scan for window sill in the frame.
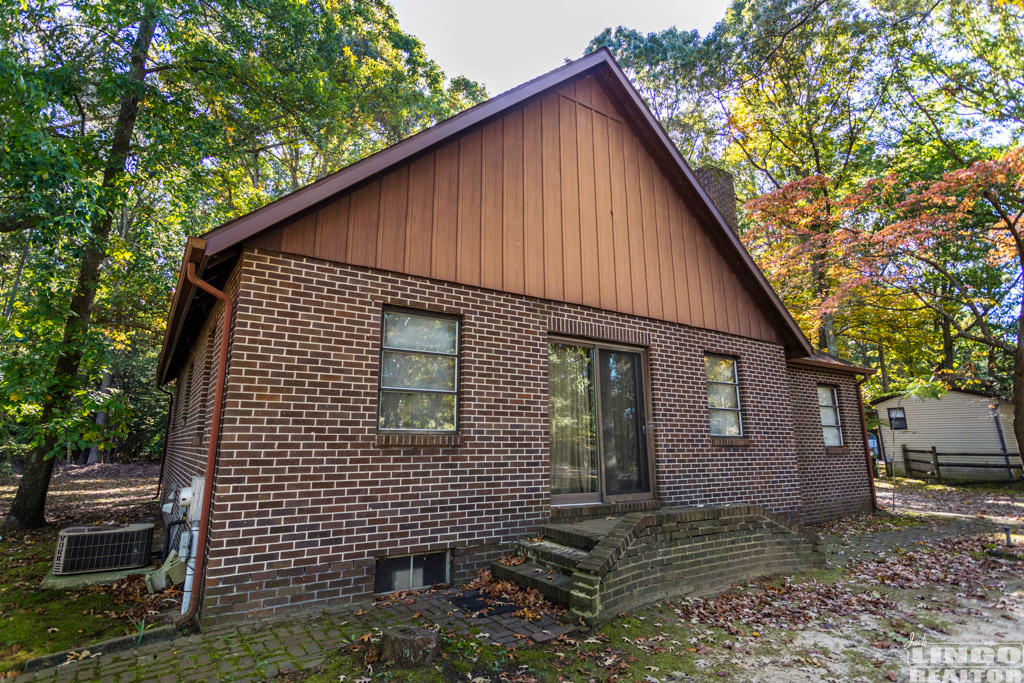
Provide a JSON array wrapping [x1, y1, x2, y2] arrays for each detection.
[[375, 432, 461, 448], [825, 446, 849, 455], [711, 436, 751, 447]]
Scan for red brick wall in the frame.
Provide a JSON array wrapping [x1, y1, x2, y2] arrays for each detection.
[[177, 248, 867, 623], [161, 264, 241, 521], [787, 365, 874, 523]]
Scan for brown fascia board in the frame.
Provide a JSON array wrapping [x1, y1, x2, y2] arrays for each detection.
[[166, 48, 812, 371], [156, 237, 207, 385], [788, 356, 875, 376]]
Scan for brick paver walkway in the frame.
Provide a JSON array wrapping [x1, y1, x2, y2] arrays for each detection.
[[17, 587, 575, 682], [20, 511, 1021, 682]]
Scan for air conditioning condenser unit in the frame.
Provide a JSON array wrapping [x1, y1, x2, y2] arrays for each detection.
[[52, 523, 154, 575]]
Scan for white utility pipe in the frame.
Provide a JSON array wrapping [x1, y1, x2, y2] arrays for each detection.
[[180, 521, 200, 614]]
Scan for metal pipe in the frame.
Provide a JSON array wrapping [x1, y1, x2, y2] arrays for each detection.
[[163, 518, 188, 560], [174, 262, 232, 628], [180, 520, 200, 613], [856, 381, 878, 511]]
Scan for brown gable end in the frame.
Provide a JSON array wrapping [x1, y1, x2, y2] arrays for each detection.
[[158, 50, 812, 384], [249, 74, 780, 345]]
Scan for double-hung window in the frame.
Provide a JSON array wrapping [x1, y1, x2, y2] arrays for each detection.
[[378, 308, 459, 432], [888, 407, 907, 430], [818, 385, 843, 447], [705, 354, 742, 437]]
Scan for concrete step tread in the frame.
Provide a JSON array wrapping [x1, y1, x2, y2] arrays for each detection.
[[519, 539, 589, 561], [517, 538, 589, 574], [491, 561, 573, 606], [541, 522, 606, 551]]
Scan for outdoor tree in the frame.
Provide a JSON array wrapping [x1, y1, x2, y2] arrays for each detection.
[[590, 0, 1024, 408], [862, 149, 1024, 465], [587, 26, 728, 164], [0, 0, 483, 529], [591, 0, 889, 355]]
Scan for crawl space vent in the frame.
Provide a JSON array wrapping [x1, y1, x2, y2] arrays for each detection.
[[374, 552, 448, 594], [52, 523, 154, 575]]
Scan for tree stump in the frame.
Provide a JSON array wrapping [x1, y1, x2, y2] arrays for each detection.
[[380, 625, 440, 667]]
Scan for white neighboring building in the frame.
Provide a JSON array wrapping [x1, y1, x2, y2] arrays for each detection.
[[872, 389, 1020, 480]]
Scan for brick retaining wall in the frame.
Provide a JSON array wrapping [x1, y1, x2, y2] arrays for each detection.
[[570, 506, 825, 624]]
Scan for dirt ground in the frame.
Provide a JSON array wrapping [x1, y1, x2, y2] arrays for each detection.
[[679, 478, 1024, 682]]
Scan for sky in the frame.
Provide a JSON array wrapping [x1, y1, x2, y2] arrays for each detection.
[[389, 0, 732, 95]]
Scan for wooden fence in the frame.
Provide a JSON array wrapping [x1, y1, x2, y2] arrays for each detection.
[[902, 445, 1021, 482]]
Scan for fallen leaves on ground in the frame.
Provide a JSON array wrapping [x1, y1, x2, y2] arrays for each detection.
[[849, 534, 1019, 590], [462, 570, 563, 619], [513, 607, 541, 622], [812, 511, 929, 537], [874, 479, 1024, 521], [673, 578, 895, 632]]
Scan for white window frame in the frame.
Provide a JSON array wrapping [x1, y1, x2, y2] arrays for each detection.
[[705, 354, 743, 437], [888, 406, 907, 430], [378, 308, 459, 432], [818, 385, 843, 447]]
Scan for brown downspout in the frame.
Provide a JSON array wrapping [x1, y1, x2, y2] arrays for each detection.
[[154, 386, 174, 499], [174, 262, 233, 628], [856, 381, 878, 511]]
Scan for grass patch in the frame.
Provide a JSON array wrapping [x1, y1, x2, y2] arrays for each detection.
[[0, 466, 160, 674], [0, 532, 134, 673], [303, 603, 761, 682]]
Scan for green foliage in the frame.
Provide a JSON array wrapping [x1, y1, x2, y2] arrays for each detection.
[[895, 377, 949, 402], [0, 0, 484, 468], [588, 26, 728, 161]]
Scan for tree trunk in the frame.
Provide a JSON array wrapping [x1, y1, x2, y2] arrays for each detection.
[[940, 314, 954, 372], [1, 10, 157, 530], [819, 311, 838, 356], [1014, 312, 1024, 472], [810, 250, 837, 355], [2, 239, 29, 320], [877, 343, 890, 393], [86, 369, 114, 465]]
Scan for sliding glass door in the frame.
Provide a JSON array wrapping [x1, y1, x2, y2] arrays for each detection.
[[548, 339, 651, 505], [549, 343, 600, 501]]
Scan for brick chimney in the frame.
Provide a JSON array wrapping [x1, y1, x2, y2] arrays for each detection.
[[694, 166, 739, 234]]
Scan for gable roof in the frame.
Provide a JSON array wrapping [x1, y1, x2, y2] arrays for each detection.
[[870, 388, 1009, 406], [788, 353, 873, 376], [157, 49, 813, 384]]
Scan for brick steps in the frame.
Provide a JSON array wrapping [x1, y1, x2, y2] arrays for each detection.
[[491, 522, 607, 608], [539, 522, 604, 551], [517, 539, 589, 574], [491, 561, 573, 605], [493, 506, 825, 624]]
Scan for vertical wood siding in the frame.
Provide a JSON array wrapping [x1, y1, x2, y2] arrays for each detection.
[[249, 74, 780, 345]]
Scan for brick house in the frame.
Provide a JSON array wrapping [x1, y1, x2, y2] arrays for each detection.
[[156, 49, 875, 625]]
